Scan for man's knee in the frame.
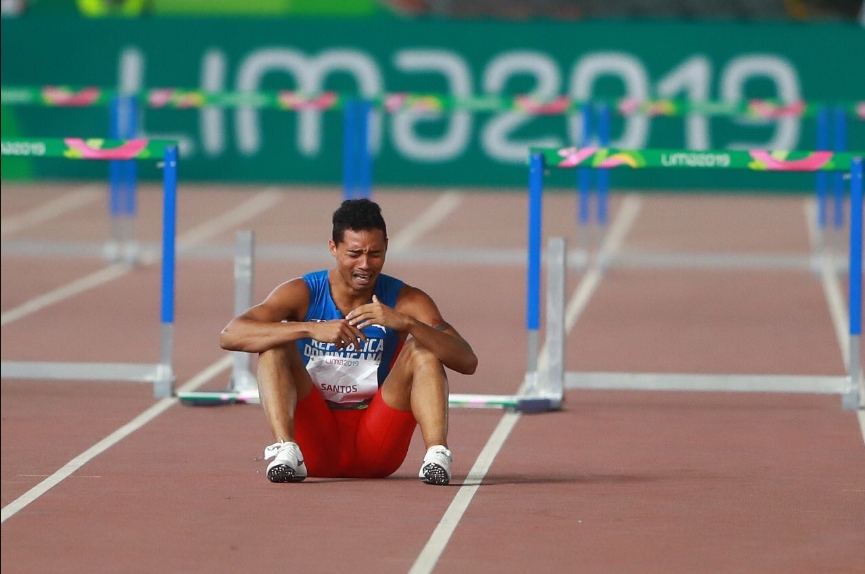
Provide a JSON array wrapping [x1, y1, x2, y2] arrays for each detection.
[[381, 337, 446, 410], [399, 337, 445, 373], [258, 343, 312, 393], [259, 342, 302, 366]]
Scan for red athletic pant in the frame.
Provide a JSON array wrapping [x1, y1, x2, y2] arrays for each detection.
[[293, 386, 417, 478]]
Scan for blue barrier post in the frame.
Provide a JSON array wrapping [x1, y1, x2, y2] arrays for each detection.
[[527, 152, 544, 373], [342, 98, 372, 201], [815, 106, 829, 236], [358, 99, 372, 199], [843, 157, 862, 410], [342, 99, 357, 201], [577, 103, 592, 229], [596, 102, 611, 227], [156, 144, 178, 398], [833, 106, 847, 232], [108, 94, 138, 262]]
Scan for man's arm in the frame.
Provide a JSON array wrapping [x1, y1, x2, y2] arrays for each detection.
[[346, 286, 478, 375], [219, 279, 309, 354], [220, 278, 368, 354]]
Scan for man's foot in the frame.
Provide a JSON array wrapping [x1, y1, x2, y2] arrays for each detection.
[[418, 445, 452, 486], [263, 441, 308, 483]]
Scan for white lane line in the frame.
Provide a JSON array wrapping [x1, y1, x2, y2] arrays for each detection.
[[564, 195, 641, 333], [0, 354, 232, 524], [408, 412, 520, 574], [408, 195, 641, 574], [1, 189, 283, 326], [1, 186, 102, 237], [532, 195, 642, 371], [168, 189, 283, 256], [1, 263, 134, 326], [859, 411, 865, 445], [389, 191, 462, 253], [805, 199, 864, 441]]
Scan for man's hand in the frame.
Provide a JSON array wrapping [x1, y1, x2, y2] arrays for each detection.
[[308, 319, 367, 350], [346, 295, 410, 332]]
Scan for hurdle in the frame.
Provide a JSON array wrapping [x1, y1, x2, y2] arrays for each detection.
[[342, 98, 373, 200], [177, 229, 566, 412], [0, 87, 143, 262], [0, 85, 366, 259], [590, 99, 861, 255], [106, 94, 141, 263], [526, 146, 863, 410], [0, 137, 180, 399]]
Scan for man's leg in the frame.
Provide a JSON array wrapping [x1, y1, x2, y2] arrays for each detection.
[[257, 342, 314, 444], [378, 337, 453, 485], [379, 336, 449, 449], [257, 343, 317, 482]]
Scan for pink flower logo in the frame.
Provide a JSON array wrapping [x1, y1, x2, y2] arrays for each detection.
[[618, 98, 641, 116], [43, 86, 101, 107], [384, 93, 408, 113], [748, 99, 806, 119], [598, 153, 639, 168], [63, 138, 150, 160], [515, 95, 570, 115], [555, 146, 598, 168], [749, 150, 833, 171], [148, 89, 175, 108], [278, 91, 338, 110]]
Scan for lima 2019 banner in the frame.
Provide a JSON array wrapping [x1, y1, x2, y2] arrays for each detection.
[[1, 17, 863, 190]]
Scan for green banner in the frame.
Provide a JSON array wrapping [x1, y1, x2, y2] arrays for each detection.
[[2, 17, 864, 190]]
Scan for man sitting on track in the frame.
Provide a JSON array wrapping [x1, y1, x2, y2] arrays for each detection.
[[220, 198, 478, 486]]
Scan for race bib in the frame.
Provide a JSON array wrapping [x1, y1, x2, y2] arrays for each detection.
[[306, 355, 380, 405]]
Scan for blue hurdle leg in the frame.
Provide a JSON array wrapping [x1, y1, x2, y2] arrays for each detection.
[[527, 152, 544, 375], [342, 99, 357, 201], [357, 99, 373, 199], [815, 105, 829, 244], [596, 103, 611, 228], [576, 103, 592, 256], [832, 106, 847, 240]]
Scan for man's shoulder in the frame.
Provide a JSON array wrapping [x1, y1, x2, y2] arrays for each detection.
[[378, 273, 404, 287], [302, 269, 329, 288], [303, 269, 328, 280]]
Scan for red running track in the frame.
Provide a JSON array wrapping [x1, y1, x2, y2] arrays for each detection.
[[2, 182, 863, 574]]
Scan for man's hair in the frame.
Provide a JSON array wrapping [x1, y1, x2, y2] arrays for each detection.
[[332, 198, 388, 244]]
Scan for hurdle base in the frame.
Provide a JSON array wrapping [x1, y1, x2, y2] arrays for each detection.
[[513, 394, 563, 413], [177, 389, 261, 406], [176, 389, 564, 412], [229, 368, 258, 394], [564, 371, 851, 396], [1, 360, 173, 398]]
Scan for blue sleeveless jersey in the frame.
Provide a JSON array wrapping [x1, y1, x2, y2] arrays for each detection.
[[297, 270, 404, 387]]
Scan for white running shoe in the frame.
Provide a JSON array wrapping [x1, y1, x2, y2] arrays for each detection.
[[418, 445, 452, 486], [263, 441, 308, 483]]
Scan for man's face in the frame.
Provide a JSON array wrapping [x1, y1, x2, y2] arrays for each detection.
[[329, 228, 387, 292]]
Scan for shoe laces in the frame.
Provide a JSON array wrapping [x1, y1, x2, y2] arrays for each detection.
[[264, 441, 297, 460], [425, 445, 452, 463]]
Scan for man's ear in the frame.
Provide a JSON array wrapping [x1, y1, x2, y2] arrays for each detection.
[[328, 239, 338, 256]]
